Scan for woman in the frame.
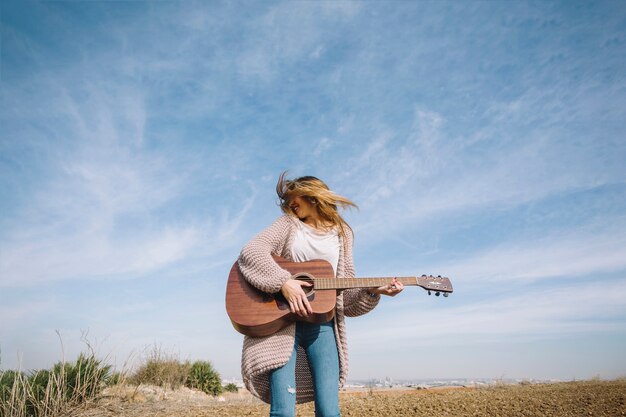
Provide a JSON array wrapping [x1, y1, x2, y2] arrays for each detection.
[[238, 172, 403, 417]]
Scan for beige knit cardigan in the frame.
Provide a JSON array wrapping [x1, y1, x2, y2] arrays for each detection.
[[237, 214, 381, 404]]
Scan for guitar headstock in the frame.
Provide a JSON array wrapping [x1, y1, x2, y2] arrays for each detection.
[[416, 275, 453, 297]]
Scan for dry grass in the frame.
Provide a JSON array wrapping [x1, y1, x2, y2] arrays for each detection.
[[5, 338, 623, 417], [0, 353, 113, 417], [129, 345, 188, 390], [0, 333, 130, 417], [72, 379, 626, 417], [0, 341, 229, 417], [128, 344, 222, 395]]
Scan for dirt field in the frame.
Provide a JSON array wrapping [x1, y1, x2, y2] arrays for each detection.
[[73, 379, 626, 417]]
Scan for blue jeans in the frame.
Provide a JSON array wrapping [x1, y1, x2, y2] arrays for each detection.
[[269, 320, 340, 417]]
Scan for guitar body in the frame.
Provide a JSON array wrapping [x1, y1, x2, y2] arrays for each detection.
[[225, 256, 338, 337]]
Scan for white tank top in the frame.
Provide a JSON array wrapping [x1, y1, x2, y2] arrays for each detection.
[[290, 221, 341, 276]]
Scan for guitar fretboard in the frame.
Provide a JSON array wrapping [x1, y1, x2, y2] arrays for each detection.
[[313, 277, 418, 290]]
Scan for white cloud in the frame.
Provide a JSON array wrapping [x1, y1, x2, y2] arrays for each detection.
[[0, 71, 253, 287], [439, 225, 626, 285], [235, 1, 361, 81], [0, 221, 203, 287], [338, 97, 624, 245], [313, 137, 331, 156], [350, 277, 626, 348]]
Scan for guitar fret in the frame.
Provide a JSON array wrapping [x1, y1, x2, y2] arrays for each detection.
[[314, 276, 420, 290]]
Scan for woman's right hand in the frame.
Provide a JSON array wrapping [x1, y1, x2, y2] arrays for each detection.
[[281, 279, 313, 317]]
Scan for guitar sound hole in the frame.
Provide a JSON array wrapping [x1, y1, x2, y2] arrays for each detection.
[[294, 273, 315, 298]]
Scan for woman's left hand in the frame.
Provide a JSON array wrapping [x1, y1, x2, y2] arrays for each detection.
[[369, 277, 404, 297]]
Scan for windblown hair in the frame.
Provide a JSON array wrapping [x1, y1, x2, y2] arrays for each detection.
[[276, 171, 358, 238]]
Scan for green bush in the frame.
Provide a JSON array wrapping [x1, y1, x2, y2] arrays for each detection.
[[185, 361, 222, 396], [1, 370, 27, 414], [128, 346, 225, 396], [25, 370, 51, 416], [108, 371, 124, 386], [223, 382, 238, 393], [0, 352, 112, 417], [52, 353, 112, 402], [130, 358, 188, 389], [1, 370, 22, 401]]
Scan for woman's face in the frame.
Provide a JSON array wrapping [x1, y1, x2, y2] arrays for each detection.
[[289, 195, 318, 222]]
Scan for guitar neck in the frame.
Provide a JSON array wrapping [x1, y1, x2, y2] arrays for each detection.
[[313, 275, 452, 293], [314, 277, 418, 290]]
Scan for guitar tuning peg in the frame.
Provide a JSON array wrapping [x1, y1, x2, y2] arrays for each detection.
[[437, 275, 441, 278], [422, 274, 426, 277], [443, 293, 449, 297], [435, 292, 441, 297], [428, 290, 431, 296]]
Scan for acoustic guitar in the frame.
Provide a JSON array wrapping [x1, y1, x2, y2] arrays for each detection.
[[225, 255, 453, 337]]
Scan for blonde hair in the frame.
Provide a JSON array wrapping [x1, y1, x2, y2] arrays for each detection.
[[276, 171, 358, 238]]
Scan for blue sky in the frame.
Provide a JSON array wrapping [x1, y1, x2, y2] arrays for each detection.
[[1, 0, 625, 382]]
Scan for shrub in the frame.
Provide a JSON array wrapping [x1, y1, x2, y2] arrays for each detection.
[[130, 358, 188, 389], [223, 382, 238, 393], [0, 352, 112, 417], [108, 371, 124, 386], [130, 345, 189, 389], [1, 370, 27, 416], [128, 345, 225, 396], [1, 370, 23, 401], [52, 353, 111, 402], [185, 361, 222, 396]]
